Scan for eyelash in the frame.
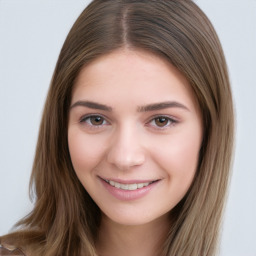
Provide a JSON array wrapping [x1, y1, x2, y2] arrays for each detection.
[[79, 114, 109, 128], [146, 115, 178, 129], [79, 114, 178, 130]]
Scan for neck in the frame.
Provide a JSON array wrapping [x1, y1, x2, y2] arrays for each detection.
[[96, 214, 170, 256]]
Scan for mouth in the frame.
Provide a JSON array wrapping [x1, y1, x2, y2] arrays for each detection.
[[102, 179, 159, 191], [99, 177, 161, 201]]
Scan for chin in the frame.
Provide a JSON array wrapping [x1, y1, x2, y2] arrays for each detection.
[[107, 216, 155, 227], [102, 207, 169, 227]]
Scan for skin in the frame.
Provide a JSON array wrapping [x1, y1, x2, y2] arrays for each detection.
[[68, 49, 203, 256]]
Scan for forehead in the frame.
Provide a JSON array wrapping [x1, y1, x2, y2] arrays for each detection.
[[71, 49, 198, 111]]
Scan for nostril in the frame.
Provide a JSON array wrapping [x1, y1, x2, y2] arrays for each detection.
[[107, 152, 146, 170]]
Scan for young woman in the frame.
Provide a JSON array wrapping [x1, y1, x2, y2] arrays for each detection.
[[0, 0, 234, 255]]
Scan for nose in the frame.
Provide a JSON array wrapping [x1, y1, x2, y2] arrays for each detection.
[[107, 125, 146, 170]]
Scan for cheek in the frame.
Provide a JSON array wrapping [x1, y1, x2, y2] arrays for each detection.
[[151, 128, 202, 184], [68, 130, 105, 177]]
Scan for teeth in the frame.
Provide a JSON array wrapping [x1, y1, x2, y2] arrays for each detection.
[[105, 179, 152, 191], [128, 184, 137, 190], [137, 183, 144, 189], [114, 182, 121, 189]]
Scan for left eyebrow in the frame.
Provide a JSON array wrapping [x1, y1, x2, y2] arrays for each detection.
[[137, 101, 189, 112]]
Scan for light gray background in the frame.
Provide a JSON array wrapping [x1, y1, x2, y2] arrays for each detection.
[[0, 1, 255, 255]]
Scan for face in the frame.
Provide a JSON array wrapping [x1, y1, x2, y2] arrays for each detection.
[[68, 49, 202, 226]]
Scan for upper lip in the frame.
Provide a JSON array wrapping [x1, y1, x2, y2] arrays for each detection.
[[99, 176, 160, 184]]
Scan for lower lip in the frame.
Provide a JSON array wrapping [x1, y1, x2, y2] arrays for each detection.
[[100, 178, 160, 201]]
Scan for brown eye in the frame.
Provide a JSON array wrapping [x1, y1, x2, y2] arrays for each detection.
[[89, 116, 105, 125], [81, 115, 107, 126], [154, 117, 169, 127]]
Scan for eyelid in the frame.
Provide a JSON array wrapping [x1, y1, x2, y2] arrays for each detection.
[[79, 114, 110, 126], [146, 115, 178, 129], [78, 113, 178, 130]]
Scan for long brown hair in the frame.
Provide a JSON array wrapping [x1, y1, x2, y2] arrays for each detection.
[[1, 1, 234, 255]]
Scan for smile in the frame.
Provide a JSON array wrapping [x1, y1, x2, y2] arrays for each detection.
[[103, 179, 155, 191]]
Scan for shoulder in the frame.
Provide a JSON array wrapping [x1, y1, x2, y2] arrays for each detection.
[[0, 245, 26, 256]]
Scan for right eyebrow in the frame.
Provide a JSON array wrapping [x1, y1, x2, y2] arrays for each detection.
[[70, 100, 112, 111]]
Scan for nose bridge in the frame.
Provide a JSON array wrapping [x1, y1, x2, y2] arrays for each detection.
[[107, 122, 145, 169]]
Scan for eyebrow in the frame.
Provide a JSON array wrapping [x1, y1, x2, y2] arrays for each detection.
[[70, 100, 112, 111], [70, 100, 189, 112], [137, 101, 189, 112]]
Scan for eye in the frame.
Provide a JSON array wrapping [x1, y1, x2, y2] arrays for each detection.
[[80, 115, 108, 127], [148, 116, 177, 128]]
